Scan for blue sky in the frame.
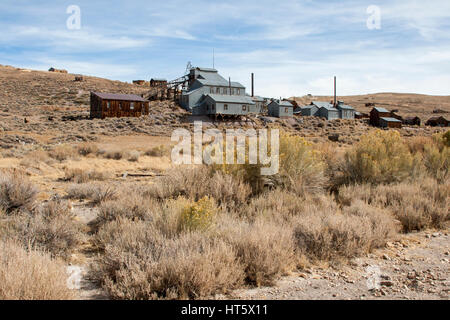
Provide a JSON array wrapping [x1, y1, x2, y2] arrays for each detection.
[[1, 0, 449, 97]]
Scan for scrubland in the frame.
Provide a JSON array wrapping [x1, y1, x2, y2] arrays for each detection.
[[0, 129, 448, 300]]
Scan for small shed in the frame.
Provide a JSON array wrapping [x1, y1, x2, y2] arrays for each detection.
[[90, 92, 149, 119], [251, 96, 266, 113], [379, 117, 402, 128], [370, 107, 391, 126], [150, 78, 167, 87], [201, 94, 255, 116], [300, 104, 319, 116], [318, 105, 339, 120], [403, 116, 421, 126], [426, 116, 449, 127], [336, 101, 355, 119], [268, 100, 293, 117]]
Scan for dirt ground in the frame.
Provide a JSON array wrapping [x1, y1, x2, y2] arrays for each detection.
[[223, 229, 449, 300]]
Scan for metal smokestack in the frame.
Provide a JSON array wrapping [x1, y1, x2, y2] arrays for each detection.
[[251, 73, 254, 97], [334, 76, 337, 106]]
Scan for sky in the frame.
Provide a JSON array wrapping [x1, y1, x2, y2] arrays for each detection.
[[0, 0, 449, 98]]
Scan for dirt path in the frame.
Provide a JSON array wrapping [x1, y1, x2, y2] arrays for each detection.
[[226, 229, 449, 300]]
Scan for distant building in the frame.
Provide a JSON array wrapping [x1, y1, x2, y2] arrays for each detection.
[[403, 116, 421, 126], [268, 100, 293, 117], [379, 117, 402, 128], [317, 103, 339, 121], [180, 67, 256, 116], [250, 96, 266, 113], [90, 92, 149, 119], [426, 116, 449, 127], [150, 78, 167, 87], [300, 104, 319, 116], [370, 107, 391, 126], [335, 101, 355, 119], [355, 111, 369, 119]]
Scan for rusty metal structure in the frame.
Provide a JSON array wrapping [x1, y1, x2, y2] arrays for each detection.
[[90, 92, 149, 119]]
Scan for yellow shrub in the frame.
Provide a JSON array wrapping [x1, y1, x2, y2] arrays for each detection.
[[179, 196, 216, 232], [340, 130, 415, 185]]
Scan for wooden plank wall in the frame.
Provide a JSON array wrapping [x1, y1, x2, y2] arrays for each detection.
[[90, 96, 149, 119]]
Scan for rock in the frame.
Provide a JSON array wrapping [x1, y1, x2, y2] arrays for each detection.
[[382, 254, 391, 260], [381, 281, 394, 287]]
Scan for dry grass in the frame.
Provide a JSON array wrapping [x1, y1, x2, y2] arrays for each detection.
[[77, 142, 99, 156], [48, 145, 76, 162], [0, 199, 84, 260], [95, 219, 243, 299], [102, 149, 125, 160], [0, 240, 74, 300], [66, 183, 117, 205], [127, 150, 140, 162], [0, 170, 38, 214], [218, 218, 296, 286], [338, 178, 449, 232], [145, 145, 170, 157], [63, 168, 109, 183]]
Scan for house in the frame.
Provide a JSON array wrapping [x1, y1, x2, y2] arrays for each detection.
[[403, 116, 421, 126], [335, 101, 355, 119], [180, 67, 255, 116], [370, 107, 391, 126], [379, 117, 402, 128], [268, 100, 293, 117], [317, 102, 339, 120], [426, 116, 449, 127], [90, 92, 149, 119], [300, 104, 319, 116], [250, 96, 266, 113], [150, 78, 167, 87]]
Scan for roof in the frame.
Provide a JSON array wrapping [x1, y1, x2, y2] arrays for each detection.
[[302, 105, 318, 110], [311, 101, 333, 108], [380, 117, 402, 122], [195, 67, 218, 72], [151, 78, 167, 81], [196, 78, 245, 88], [205, 94, 255, 104], [373, 107, 389, 113], [91, 92, 146, 102], [337, 104, 355, 110], [427, 116, 447, 121], [270, 100, 293, 107], [251, 96, 265, 102], [320, 105, 338, 111]]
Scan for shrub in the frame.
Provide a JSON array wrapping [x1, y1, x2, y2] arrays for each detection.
[[292, 199, 397, 261], [95, 219, 243, 299], [127, 150, 140, 162], [77, 142, 99, 156], [179, 196, 215, 233], [0, 171, 38, 214], [63, 168, 109, 183], [147, 166, 251, 210], [338, 179, 449, 232], [103, 150, 124, 160], [48, 145, 75, 162], [218, 218, 296, 286], [422, 144, 449, 181], [338, 130, 416, 185], [0, 240, 74, 300], [145, 145, 170, 157], [66, 183, 116, 205], [0, 200, 84, 260]]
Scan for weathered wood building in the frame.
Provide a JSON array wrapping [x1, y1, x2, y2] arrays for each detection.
[[403, 116, 421, 126], [150, 78, 168, 87], [268, 100, 293, 117], [379, 117, 402, 128], [369, 107, 391, 126], [426, 116, 449, 127], [90, 92, 149, 119]]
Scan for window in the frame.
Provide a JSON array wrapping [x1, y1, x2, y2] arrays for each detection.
[[130, 102, 135, 110], [223, 88, 227, 94], [107, 102, 111, 109], [216, 87, 220, 94], [212, 104, 215, 111], [231, 88, 235, 95], [224, 104, 228, 110], [242, 105, 247, 111], [237, 89, 240, 95], [210, 87, 214, 94], [119, 102, 122, 110], [285, 107, 289, 113]]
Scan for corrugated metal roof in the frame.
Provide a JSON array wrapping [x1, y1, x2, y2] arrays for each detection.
[[195, 67, 218, 72], [151, 78, 167, 81], [92, 92, 146, 102], [373, 107, 389, 113], [206, 94, 255, 104], [320, 105, 338, 111], [270, 100, 293, 107], [312, 101, 333, 108], [337, 104, 354, 110], [380, 117, 402, 122]]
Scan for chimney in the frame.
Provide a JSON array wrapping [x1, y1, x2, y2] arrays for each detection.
[[334, 76, 337, 106], [251, 73, 254, 97]]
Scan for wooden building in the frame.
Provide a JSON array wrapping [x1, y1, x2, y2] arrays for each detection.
[[426, 116, 449, 127], [370, 107, 391, 126], [48, 67, 68, 73], [133, 80, 149, 86], [150, 78, 167, 87], [90, 92, 149, 119], [403, 116, 421, 126], [268, 100, 293, 117], [379, 117, 402, 128]]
